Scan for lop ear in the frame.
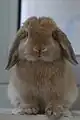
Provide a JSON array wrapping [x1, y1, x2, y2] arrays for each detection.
[[5, 27, 27, 70], [53, 28, 78, 65]]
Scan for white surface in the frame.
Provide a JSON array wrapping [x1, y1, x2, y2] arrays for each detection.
[[0, 109, 80, 120], [0, 114, 50, 120], [0, 114, 79, 120]]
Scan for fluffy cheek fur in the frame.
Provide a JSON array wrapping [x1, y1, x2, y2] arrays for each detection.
[[18, 39, 61, 62]]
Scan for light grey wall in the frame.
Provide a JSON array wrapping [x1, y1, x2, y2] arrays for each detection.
[[0, 0, 18, 107], [0, 0, 18, 83]]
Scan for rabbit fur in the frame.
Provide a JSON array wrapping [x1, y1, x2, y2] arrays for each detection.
[[6, 16, 78, 118]]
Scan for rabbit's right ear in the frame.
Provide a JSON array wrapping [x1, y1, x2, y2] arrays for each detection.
[[52, 28, 78, 65], [5, 27, 27, 70]]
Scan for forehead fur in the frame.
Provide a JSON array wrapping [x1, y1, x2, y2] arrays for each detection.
[[23, 16, 57, 32]]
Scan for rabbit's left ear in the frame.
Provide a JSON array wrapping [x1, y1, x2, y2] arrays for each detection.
[[53, 28, 78, 65], [5, 27, 27, 70]]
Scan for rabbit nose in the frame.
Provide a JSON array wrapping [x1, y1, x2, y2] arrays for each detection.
[[33, 47, 40, 53], [33, 47, 47, 53]]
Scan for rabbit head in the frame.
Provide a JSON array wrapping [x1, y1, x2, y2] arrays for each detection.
[[18, 17, 61, 62], [5, 16, 78, 70]]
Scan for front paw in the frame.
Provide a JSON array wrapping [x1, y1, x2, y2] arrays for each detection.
[[12, 108, 25, 115], [45, 104, 64, 118], [24, 107, 39, 115], [12, 105, 39, 115]]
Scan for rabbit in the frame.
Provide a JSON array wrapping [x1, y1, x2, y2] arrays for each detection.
[[5, 16, 78, 119]]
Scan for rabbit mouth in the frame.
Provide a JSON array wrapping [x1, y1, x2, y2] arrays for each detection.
[[24, 55, 40, 61], [24, 54, 53, 62]]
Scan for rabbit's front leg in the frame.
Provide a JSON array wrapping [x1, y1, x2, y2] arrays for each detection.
[[12, 104, 39, 115], [8, 83, 26, 115], [8, 83, 39, 115], [45, 101, 72, 119], [45, 102, 64, 117]]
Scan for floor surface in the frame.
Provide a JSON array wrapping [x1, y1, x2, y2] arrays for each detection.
[[0, 109, 80, 120]]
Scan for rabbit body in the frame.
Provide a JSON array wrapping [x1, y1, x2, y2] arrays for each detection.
[[6, 16, 78, 117], [8, 59, 78, 116]]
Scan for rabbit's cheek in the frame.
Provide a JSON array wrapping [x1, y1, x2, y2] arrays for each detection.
[[23, 51, 38, 61], [40, 56, 53, 62], [25, 55, 38, 61]]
